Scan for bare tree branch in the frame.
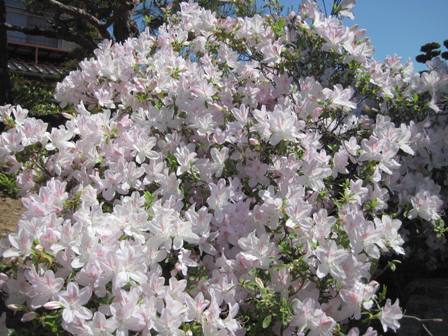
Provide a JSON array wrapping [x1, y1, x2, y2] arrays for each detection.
[[45, 0, 111, 39], [46, 0, 102, 26]]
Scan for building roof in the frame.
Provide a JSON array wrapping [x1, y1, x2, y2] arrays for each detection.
[[8, 59, 66, 80]]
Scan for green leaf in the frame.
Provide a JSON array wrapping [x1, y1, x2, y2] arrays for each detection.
[[254, 277, 264, 289], [0, 172, 18, 197], [144, 191, 156, 210], [271, 18, 286, 38], [165, 152, 179, 172], [262, 314, 272, 329]]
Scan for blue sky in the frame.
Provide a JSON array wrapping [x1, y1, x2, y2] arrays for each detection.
[[281, 0, 448, 70]]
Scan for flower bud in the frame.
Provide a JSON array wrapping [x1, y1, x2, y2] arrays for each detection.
[[21, 312, 38, 322], [7, 304, 25, 312], [43, 301, 63, 310], [34, 244, 44, 252], [249, 138, 259, 146]]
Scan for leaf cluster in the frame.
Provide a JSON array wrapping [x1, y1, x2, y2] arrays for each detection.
[[416, 40, 448, 64]]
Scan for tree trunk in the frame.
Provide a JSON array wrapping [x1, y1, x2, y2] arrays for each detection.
[[0, 0, 11, 105], [112, 2, 137, 42]]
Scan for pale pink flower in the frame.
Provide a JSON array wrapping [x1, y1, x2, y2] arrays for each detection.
[[58, 282, 93, 323], [380, 299, 402, 332]]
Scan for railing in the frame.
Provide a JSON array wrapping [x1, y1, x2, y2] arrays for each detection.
[[7, 39, 70, 64]]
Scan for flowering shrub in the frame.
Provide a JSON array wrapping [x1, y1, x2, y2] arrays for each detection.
[[0, 1, 447, 335]]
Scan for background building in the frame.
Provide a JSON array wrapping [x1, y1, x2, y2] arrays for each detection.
[[5, 0, 76, 79]]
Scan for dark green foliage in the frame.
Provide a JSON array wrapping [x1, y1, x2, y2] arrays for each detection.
[[420, 42, 440, 53], [0, 172, 18, 197], [8, 312, 67, 336], [239, 269, 294, 335], [416, 40, 448, 64], [11, 75, 62, 117]]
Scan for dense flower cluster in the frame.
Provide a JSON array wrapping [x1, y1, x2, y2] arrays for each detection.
[[0, 1, 447, 335]]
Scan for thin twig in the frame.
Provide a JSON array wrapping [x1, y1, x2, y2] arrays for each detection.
[[403, 314, 444, 336], [403, 314, 443, 323], [422, 324, 434, 336]]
